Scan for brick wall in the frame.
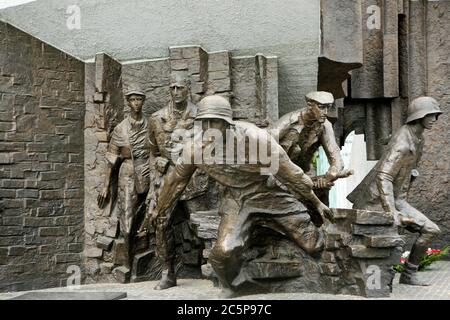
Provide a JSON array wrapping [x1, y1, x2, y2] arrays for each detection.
[[0, 22, 85, 292]]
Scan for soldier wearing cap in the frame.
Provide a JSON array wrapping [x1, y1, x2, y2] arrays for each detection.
[[270, 91, 351, 201], [348, 96, 443, 286], [149, 95, 334, 296], [97, 89, 150, 271]]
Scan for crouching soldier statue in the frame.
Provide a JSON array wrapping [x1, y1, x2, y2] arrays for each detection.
[[348, 96, 443, 286], [149, 95, 333, 297]]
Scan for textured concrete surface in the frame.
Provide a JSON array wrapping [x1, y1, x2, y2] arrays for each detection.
[[408, 0, 450, 251], [1, 261, 449, 300], [0, 0, 320, 115]]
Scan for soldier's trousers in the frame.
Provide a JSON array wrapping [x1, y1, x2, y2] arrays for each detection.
[[208, 184, 324, 290], [155, 202, 187, 273]]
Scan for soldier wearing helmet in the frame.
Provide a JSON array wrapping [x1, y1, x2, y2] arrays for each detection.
[[348, 96, 442, 286], [97, 89, 150, 272], [149, 94, 334, 297], [270, 91, 352, 201]]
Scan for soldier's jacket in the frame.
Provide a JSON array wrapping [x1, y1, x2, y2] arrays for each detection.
[[106, 116, 151, 194], [148, 101, 197, 161], [155, 121, 318, 220], [270, 108, 343, 173], [148, 101, 208, 201], [347, 124, 424, 210]]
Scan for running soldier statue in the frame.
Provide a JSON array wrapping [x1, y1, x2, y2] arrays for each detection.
[[348, 96, 443, 286]]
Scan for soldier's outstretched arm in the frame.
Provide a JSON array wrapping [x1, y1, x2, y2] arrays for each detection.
[[274, 145, 334, 224], [150, 161, 197, 224], [320, 120, 344, 173]]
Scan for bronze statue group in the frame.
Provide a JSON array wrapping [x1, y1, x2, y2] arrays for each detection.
[[97, 73, 443, 297]]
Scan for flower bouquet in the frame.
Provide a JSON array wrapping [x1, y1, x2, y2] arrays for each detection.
[[393, 246, 449, 273]]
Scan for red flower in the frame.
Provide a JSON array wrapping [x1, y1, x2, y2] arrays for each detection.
[[400, 257, 406, 263], [426, 248, 441, 255]]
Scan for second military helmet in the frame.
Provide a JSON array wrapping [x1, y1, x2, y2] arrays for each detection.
[[406, 96, 442, 123]]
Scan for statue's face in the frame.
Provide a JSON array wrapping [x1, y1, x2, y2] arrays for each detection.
[[170, 83, 189, 104], [308, 101, 331, 123], [421, 114, 438, 130], [127, 94, 144, 113], [202, 118, 228, 136]]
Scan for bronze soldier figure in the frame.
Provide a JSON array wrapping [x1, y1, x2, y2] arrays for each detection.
[[347, 96, 442, 286], [271, 91, 352, 198], [149, 95, 333, 297], [145, 74, 198, 290], [97, 90, 150, 270]]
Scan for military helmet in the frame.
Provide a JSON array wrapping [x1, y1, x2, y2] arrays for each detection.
[[305, 91, 334, 105], [406, 96, 442, 123], [125, 89, 146, 99], [196, 95, 234, 124]]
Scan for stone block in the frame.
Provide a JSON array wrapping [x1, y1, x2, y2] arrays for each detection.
[[208, 51, 230, 72], [8, 246, 26, 256], [355, 210, 394, 225], [0, 189, 15, 198], [364, 235, 406, 248], [170, 59, 188, 71], [169, 47, 183, 60], [24, 217, 53, 227], [100, 262, 115, 274], [68, 243, 83, 253], [349, 245, 391, 259], [54, 253, 81, 264], [96, 235, 114, 251], [39, 190, 64, 200], [112, 239, 127, 266], [16, 189, 38, 198], [0, 226, 23, 236], [95, 131, 108, 142], [39, 227, 66, 237], [39, 245, 50, 255], [105, 223, 119, 238], [182, 46, 201, 59], [352, 224, 398, 236], [85, 247, 103, 258], [0, 153, 14, 164], [212, 78, 231, 92], [113, 266, 130, 284], [208, 70, 230, 80]]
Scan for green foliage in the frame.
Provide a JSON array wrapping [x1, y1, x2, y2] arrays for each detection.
[[418, 246, 449, 271], [392, 264, 404, 273]]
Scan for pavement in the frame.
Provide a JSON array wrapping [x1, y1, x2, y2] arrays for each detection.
[[1, 261, 449, 300]]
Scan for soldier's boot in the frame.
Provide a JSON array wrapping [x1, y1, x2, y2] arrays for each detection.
[[399, 262, 430, 286], [154, 216, 177, 290], [154, 269, 177, 290], [388, 267, 397, 292]]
